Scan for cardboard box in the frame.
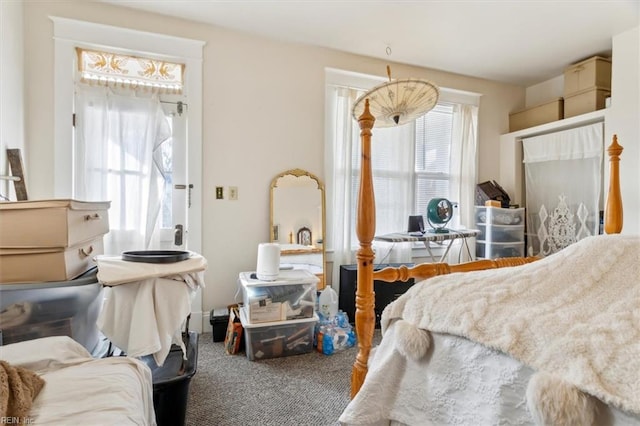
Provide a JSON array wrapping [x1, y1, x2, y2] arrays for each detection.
[[0, 237, 104, 283], [564, 56, 611, 97], [564, 87, 610, 118], [0, 199, 110, 248], [509, 98, 563, 132]]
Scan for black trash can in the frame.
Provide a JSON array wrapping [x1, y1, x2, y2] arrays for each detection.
[[140, 331, 198, 426], [209, 308, 229, 342]]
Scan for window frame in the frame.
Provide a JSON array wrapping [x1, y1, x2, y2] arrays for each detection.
[[325, 68, 480, 258]]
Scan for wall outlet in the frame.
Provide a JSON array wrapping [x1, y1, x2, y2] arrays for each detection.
[[229, 186, 238, 200], [215, 186, 223, 199]]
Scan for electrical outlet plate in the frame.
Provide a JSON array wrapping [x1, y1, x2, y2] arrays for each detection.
[[229, 186, 238, 200], [216, 186, 223, 199]]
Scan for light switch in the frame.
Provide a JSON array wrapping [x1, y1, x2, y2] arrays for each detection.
[[215, 186, 223, 199], [229, 186, 238, 200]]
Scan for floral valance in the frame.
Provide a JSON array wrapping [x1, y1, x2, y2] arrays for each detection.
[[76, 48, 184, 94]]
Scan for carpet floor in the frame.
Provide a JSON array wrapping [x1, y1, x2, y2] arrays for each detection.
[[185, 331, 380, 426]]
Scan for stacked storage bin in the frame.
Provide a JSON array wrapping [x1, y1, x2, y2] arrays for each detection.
[[475, 206, 525, 259], [238, 269, 319, 360], [0, 199, 110, 283], [0, 199, 110, 354]]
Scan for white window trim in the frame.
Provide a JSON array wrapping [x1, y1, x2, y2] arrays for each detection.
[[51, 16, 205, 254]]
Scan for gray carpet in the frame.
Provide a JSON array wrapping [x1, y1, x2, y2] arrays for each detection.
[[185, 331, 380, 426]]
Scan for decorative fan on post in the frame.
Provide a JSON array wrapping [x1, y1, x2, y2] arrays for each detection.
[[426, 198, 454, 233]]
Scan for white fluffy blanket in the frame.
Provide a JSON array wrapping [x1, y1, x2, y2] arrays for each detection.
[[381, 234, 640, 415]]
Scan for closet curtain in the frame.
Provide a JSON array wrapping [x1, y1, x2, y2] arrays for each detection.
[[523, 122, 603, 257], [74, 85, 171, 254]]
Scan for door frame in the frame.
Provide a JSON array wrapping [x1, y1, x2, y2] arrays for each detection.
[[52, 17, 206, 331], [160, 99, 189, 250]]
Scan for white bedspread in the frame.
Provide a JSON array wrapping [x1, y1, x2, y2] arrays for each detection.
[[96, 253, 206, 366], [341, 326, 640, 425], [341, 234, 640, 425], [0, 336, 156, 425]]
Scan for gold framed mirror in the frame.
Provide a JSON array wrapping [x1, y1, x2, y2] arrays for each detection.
[[270, 168, 326, 290]]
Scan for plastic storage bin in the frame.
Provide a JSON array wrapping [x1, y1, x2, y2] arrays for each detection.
[[140, 331, 198, 426], [239, 270, 318, 324], [0, 267, 104, 355], [239, 307, 318, 361], [475, 206, 525, 259]]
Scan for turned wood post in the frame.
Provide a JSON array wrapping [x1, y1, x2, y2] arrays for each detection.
[[351, 99, 376, 398], [604, 134, 623, 234]]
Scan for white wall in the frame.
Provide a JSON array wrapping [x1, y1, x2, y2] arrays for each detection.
[[525, 75, 564, 108], [0, 2, 25, 200], [18, 2, 525, 323], [605, 25, 640, 235]]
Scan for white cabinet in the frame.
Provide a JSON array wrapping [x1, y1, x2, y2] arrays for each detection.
[[475, 206, 525, 259]]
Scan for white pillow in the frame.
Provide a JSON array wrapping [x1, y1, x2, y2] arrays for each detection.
[[0, 336, 93, 373]]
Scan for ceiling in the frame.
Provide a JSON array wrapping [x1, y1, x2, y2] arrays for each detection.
[[102, 0, 639, 86]]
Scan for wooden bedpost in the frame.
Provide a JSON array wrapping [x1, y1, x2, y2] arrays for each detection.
[[351, 99, 376, 398], [604, 134, 623, 234]]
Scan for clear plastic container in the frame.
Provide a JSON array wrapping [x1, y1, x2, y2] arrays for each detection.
[[0, 268, 103, 355], [238, 270, 318, 324], [239, 307, 318, 361]]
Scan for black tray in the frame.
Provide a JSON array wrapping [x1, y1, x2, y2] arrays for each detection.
[[122, 250, 191, 264]]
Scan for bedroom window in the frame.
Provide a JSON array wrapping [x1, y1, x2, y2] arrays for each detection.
[[414, 104, 455, 222], [325, 69, 479, 284]]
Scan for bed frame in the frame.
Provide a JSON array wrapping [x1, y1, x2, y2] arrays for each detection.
[[350, 99, 624, 398]]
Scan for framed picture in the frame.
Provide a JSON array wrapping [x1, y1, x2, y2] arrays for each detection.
[[297, 227, 312, 246]]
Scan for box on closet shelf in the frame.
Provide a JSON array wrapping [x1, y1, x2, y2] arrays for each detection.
[[563, 56, 611, 97], [508, 98, 563, 132], [564, 87, 610, 118]]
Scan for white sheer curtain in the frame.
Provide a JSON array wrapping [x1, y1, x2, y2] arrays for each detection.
[[523, 122, 603, 257], [327, 86, 415, 285], [327, 86, 360, 286], [447, 103, 479, 263], [74, 85, 171, 254]]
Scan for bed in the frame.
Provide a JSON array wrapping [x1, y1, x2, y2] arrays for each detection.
[[341, 99, 637, 425], [0, 335, 156, 425]]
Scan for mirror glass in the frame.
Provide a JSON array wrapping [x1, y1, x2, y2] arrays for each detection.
[[270, 168, 326, 290]]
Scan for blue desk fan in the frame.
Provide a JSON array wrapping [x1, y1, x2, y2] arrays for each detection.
[[426, 198, 454, 233]]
